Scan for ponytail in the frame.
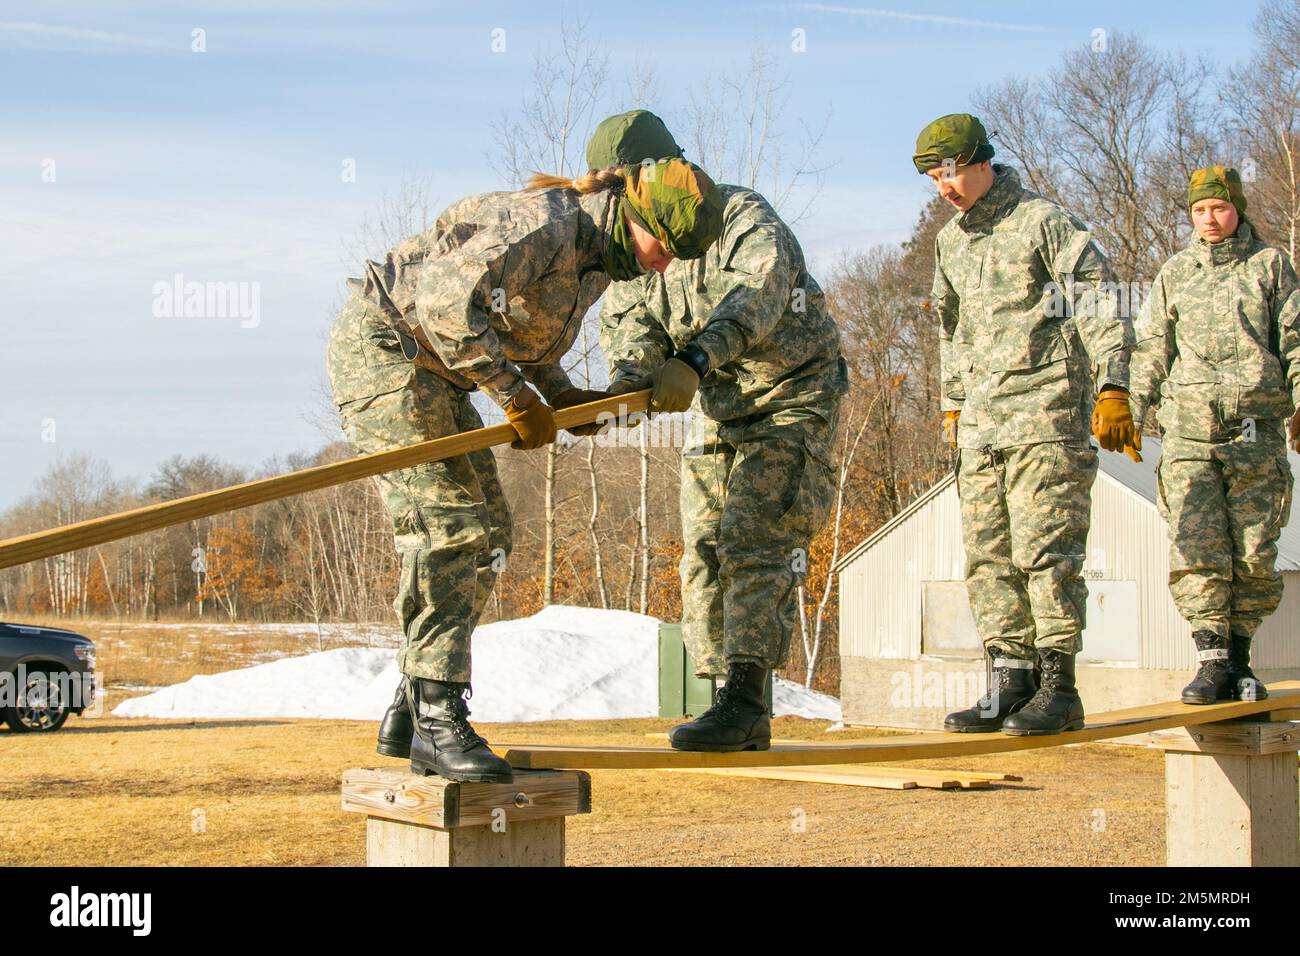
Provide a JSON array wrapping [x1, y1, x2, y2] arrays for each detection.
[[524, 167, 624, 194]]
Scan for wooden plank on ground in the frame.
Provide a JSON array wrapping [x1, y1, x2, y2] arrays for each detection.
[[665, 766, 929, 789], [492, 681, 1300, 770]]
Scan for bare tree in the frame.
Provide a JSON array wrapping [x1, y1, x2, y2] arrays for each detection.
[[680, 47, 831, 223], [489, 13, 610, 186], [1223, 0, 1300, 261], [976, 32, 1222, 282]]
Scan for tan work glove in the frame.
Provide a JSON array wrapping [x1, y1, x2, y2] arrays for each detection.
[[943, 410, 960, 449], [648, 358, 700, 413], [1092, 387, 1142, 462], [553, 387, 613, 437], [1290, 407, 1300, 454], [504, 387, 557, 450]]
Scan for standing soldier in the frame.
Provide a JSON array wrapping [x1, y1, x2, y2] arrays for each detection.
[[327, 157, 721, 781], [916, 114, 1140, 736], [1129, 166, 1300, 704], [589, 111, 850, 752]]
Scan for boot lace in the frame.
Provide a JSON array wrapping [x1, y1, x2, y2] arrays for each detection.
[[448, 685, 487, 749], [1022, 655, 1060, 712], [977, 656, 1020, 709], [708, 676, 745, 720]]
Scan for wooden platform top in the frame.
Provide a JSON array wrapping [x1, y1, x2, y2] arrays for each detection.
[[489, 680, 1300, 770]]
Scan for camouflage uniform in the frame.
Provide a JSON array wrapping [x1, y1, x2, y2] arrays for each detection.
[[1130, 220, 1300, 639], [601, 184, 848, 676], [934, 165, 1134, 657], [326, 187, 615, 681]]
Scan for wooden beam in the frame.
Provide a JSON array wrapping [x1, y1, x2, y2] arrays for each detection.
[[1159, 721, 1300, 867], [492, 681, 1300, 770], [341, 767, 592, 868], [0, 391, 650, 570]]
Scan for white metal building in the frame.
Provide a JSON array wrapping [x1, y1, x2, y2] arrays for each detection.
[[835, 437, 1300, 729]]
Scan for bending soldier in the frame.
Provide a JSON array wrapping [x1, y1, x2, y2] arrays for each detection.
[[326, 156, 721, 781], [589, 110, 849, 752]]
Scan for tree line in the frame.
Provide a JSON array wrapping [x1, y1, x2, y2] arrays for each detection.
[[2, 5, 1296, 694]]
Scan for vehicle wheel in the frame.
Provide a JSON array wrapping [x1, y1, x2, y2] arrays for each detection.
[[3, 669, 71, 733]]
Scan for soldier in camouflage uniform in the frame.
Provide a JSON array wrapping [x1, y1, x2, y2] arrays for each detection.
[[587, 111, 849, 752], [327, 158, 722, 781], [1130, 166, 1300, 704], [916, 114, 1141, 736]]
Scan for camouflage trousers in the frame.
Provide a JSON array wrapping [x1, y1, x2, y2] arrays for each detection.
[[957, 440, 1098, 658], [325, 295, 511, 683], [1157, 426, 1293, 639], [679, 401, 840, 678]]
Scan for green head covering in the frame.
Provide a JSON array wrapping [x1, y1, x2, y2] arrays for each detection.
[[587, 110, 684, 171], [1188, 165, 1247, 217], [600, 158, 722, 281], [622, 158, 723, 260], [912, 113, 995, 174], [603, 211, 646, 282]]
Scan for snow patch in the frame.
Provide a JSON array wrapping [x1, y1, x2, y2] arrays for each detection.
[[112, 606, 840, 723]]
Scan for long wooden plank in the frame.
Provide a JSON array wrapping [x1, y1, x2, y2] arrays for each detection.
[[491, 681, 1300, 769], [0, 391, 650, 570], [666, 767, 928, 789], [645, 733, 1026, 778], [835, 766, 1020, 785]]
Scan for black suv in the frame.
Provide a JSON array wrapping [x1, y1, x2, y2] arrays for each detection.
[[0, 622, 97, 733]]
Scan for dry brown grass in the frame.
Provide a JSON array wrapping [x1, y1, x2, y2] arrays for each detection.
[[10, 616, 401, 698], [0, 711, 1166, 866], [0, 617, 1169, 866]]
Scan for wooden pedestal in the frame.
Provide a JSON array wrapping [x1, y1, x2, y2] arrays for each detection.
[[341, 766, 591, 867], [1146, 719, 1300, 867]]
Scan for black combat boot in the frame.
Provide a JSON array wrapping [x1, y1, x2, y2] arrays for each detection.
[[668, 661, 771, 752], [375, 675, 413, 758], [943, 655, 1037, 733], [1001, 648, 1085, 736], [407, 678, 513, 783], [1228, 632, 1268, 702], [1181, 630, 1235, 705]]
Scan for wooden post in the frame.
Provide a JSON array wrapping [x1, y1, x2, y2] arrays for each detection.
[[1146, 720, 1300, 867], [341, 767, 591, 867]]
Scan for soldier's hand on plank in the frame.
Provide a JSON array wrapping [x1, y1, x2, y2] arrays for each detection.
[[1092, 388, 1141, 460], [649, 358, 700, 414], [553, 387, 613, 437], [1290, 407, 1300, 454], [505, 387, 557, 450], [608, 375, 652, 396]]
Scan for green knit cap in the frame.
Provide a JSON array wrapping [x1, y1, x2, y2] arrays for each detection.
[[587, 110, 683, 171], [1188, 165, 1247, 216], [913, 113, 995, 174], [622, 158, 722, 260]]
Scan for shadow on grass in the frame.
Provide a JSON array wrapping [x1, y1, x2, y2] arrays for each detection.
[[0, 719, 294, 735]]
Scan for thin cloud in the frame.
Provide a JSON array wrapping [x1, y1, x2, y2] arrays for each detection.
[[792, 4, 1049, 33], [0, 20, 174, 51]]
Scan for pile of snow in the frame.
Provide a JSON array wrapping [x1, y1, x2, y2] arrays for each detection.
[[112, 605, 841, 723]]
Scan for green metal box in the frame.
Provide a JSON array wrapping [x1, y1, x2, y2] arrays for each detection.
[[657, 623, 774, 718]]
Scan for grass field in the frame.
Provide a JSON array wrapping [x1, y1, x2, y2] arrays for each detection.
[[0, 616, 1168, 866]]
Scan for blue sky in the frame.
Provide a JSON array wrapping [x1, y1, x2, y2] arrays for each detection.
[[0, 1, 1261, 508]]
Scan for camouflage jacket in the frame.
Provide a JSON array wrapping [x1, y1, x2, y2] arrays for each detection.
[[599, 184, 848, 423], [347, 187, 615, 406], [1130, 220, 1300, 441], [933, 164, 1133, 450]]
